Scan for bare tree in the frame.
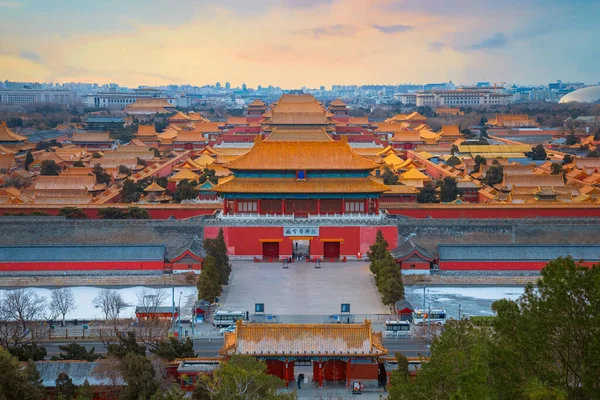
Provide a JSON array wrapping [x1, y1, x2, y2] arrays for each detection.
[[0, 288, 47, 330], [49, 288, 76, 326], [92, 289, 127, 320], [135, 288, 168, 318], [0, 288, 48, 346], [92, 356, 122, 398]]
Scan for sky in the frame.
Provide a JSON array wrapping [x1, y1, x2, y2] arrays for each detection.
[[0, 0, 599, 88]]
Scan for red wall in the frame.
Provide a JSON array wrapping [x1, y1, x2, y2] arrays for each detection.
[[400, 261, 430, 270], [204, 226, 398, 257], [0, 261, 164, 272], [439, 261, 597, 270], [348, 363, 379, 380], [385, 206, 600, 219], [0, 207, 218, 220]]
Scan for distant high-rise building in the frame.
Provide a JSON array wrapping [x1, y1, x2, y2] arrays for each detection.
[[225, 82, 231, 90], [216, 82, 222, 89], [242, 83, 247, 91]]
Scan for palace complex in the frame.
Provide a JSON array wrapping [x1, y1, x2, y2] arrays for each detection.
[[1, 93, 600, 270]]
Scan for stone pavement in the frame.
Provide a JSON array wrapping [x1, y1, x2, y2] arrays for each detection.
[[221, 261, 389, 316]]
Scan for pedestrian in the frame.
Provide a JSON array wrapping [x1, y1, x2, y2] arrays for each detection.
[[297, 374, 303, 389]]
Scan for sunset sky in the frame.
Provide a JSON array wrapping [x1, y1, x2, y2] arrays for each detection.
[[1, 0, 598, 88]]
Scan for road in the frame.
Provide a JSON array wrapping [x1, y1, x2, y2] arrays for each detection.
[[43, 338, 427, 359]]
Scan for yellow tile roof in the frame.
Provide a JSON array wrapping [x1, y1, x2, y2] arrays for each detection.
[[168, 111, 192, 121], [266, 127, 332, 142], [406, 111, 427, 121], [144, 181, 166, 192], [193, 154, 216, 167], [174, 131, 206, 142], [136, 124, 157, 137], [419, 130, 439, 140], [220, 321, 387, 357], [383, 153, 404, 168], [248, 99, 266, 107], [458, 144, 532, 153], [214, 177, 389, 194], [225, 139, 378, 171], [0, 121, 27, 142], [440, 125, 461, 137], [400, 168, 429, 180], [169, 168, 200, 181]]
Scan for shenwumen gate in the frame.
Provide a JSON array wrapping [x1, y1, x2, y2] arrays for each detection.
[[220, 320, 388, 388]]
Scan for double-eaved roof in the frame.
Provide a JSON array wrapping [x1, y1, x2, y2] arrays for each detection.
[[438, 244, 600, 261], [224, 138, 378, 171]]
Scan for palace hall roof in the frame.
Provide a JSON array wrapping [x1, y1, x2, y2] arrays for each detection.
[[214, 177, 389, 194], [266, 127, 332, 142], [224, 139, 378, 171], [220, 321, 387, 357], [0, 121, 27, 142], [136, 124, 157, 137]]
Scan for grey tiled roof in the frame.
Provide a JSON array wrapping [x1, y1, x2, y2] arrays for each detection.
[[438, 245, 600, 261], [391, 239, 433, 261], [0, 244, 165, 262], [35, 361, 124, 387]]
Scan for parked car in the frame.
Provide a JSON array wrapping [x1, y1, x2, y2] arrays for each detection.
[[219, 325, 236, 335]]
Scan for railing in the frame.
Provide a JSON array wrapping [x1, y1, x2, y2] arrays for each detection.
[[216, 210, 387, 222]]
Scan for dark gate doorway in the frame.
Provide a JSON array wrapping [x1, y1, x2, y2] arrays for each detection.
[[262, 242, 279, 259], [323, 242, 340, 259]]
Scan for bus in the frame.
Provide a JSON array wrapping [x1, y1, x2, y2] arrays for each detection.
[[213, 310, 245, 328], [384, 320, 411, 337], [412, 308, 447, 326]]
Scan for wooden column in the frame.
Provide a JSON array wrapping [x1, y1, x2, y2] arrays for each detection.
[[375, 197, 380, 213], [257, 198, 261, 215], [341, 198, 345, 215], [364, 199, 368, 214], [316, 198, 321, 215], [233, 199, 238, 214], [281, 198, 285, 215], [223, 199, 228, 215]]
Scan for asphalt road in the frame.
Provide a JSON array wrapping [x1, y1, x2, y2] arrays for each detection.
[[43, 337, 426, 359]]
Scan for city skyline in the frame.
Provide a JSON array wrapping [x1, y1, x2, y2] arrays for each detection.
[[0, 0, 599, 88]]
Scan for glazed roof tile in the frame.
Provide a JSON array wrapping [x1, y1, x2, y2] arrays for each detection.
[[221, 321, 387, 357], [225, 139, 378, 171]]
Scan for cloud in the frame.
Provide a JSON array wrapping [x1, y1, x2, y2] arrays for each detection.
[[294, 24, 357, 39], [429, 42, 446, 52], [467, 32, 507, 50], [283, 0, 334, 9], [372, 24, 412, 34], [19, 50, 42, 64], [0, 1, 23, 8]]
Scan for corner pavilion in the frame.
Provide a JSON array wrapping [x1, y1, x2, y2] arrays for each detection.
[[209, 94, 398, 260], [220, 320, 388, 388]]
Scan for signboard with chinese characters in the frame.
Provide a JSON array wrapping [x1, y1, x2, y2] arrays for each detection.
[[283, 226, 319, 237]]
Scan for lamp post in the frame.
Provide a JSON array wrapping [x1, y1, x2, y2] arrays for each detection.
[[178, 291, 183, 339]]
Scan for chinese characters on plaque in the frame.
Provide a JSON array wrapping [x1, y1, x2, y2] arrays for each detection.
[[283, 226, 319, 236]]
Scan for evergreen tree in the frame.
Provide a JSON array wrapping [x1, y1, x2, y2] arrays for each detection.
[[76, 379, 93, 400], [550, 163, 563, 175], [58, 207, 88, 219], [0, 350, 46, 400], [382, 167, 399, 185], [196, 256, 222, 303], [40, 160, 61, 176], [562, 154, 574, 165], [445, 156, 461, 167], [97, 207, 126, 219], [531, 144, 547, 160], [125, 206, 150, 219], [484, 165, 504, 186], [72, 160, 85, 167], [473, 155, 487, 173], [55, 372, 77, 399], [24, 151, 33, 170], [366, 229, 388, 265], [92, 164, 112, 185], [174, 179, 199, 202], [150, 337, 196, 361], [416, 182, 439, 203], [107, 331, 146, 359], [51, 342, 100, 361], [439, 177, 459, 203], [119, 353, 159, 400], [7, 343, 47, 361], [204, 228, 231, 285]]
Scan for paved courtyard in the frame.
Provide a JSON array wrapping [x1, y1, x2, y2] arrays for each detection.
[[220, 261, 389, 316]]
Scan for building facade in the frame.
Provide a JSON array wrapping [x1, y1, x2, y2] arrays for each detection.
[[0, 89, 79, 105]]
